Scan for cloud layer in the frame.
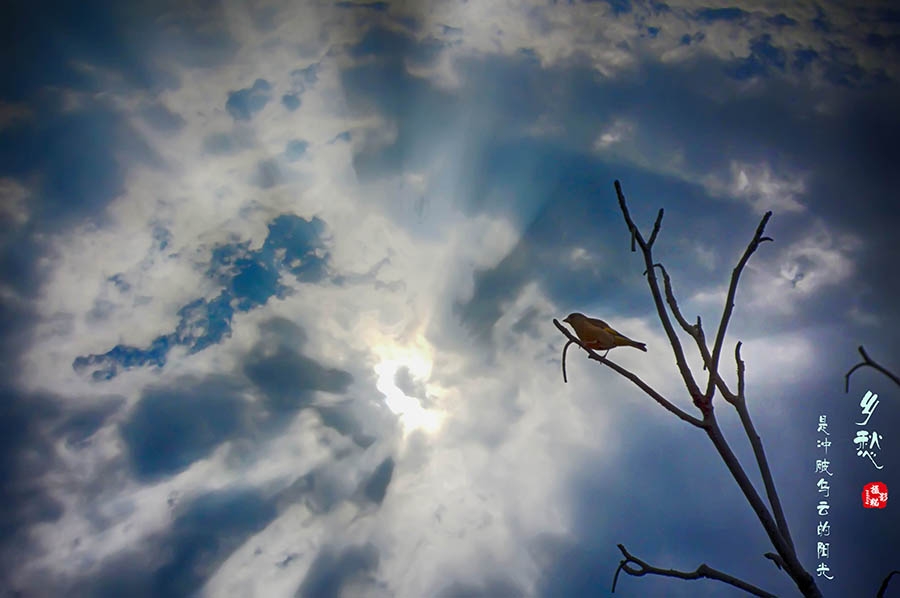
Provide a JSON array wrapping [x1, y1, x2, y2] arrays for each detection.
[[1, 1, 898, 596]]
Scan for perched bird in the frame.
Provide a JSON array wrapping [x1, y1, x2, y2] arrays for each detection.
[[562, 312, 647, 354]]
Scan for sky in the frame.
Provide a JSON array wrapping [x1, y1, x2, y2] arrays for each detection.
[[1, 0, 899, 596]]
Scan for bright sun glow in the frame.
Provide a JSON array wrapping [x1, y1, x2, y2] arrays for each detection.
[[373, 340, 443, 434]]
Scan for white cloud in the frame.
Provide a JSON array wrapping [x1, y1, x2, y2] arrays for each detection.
[[702, 160, 808, 213], [593, 118, 634, 150], [743, 222, 860, 314]]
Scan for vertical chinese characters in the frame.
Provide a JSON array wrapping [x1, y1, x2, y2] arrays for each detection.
[[854, 391, 884, 470], [815, 414, 834, 581]]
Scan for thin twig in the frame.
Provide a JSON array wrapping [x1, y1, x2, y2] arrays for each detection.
[[877, 570, 900, 598], [845, 345, 900, 393], [562, 339, 574, 383], [648, 208, 664, 247], [554, 319, 704, 427], [614, 181, 706, 412], [650, 262, 737, 401], [612, 544, 777, 597], [707, 212, 773, 392]]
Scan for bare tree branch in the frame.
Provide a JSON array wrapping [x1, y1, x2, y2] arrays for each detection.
[[558, 181, 823, 597], [736, 341, 746, 398], [614, 181, 707, 413], [553, 318, 704, 427], [647, 208, 664, 247], [561, 339, 574, 383], [649, 262, 737, 401], [707, 212, 773, 396], [732, 341, 796, 554], [703, 414, 817, 593], [877, 570, 900, 598], [612, 544, 777, 597], [764, 552, 786, 571], [845, 345, 900, 393]]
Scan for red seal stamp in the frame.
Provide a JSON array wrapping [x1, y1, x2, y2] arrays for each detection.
[[862, 482, 888, 509]]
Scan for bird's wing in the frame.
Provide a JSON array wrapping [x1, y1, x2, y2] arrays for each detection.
[[588, 317, 638, 342], [586, 316, 610, 329]]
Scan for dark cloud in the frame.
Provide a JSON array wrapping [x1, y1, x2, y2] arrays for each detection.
[[332, 131, 352, 143], [88, 295, 119, 321], [594, 0, 631, 16], [0, 232, 51, 298], [0, 299, 128, 589], [203, 130, 254, 155], [394, 366, 427, 401], [511, 306, 541, 336], [767, 13, 798, 27], [695, 7, 748, 22], [0, 388, 64, 555], [282, 93, 301, 111], [0, 2, 172, 101], [0, 297, 60, 589], [361, 457, 394, 504], [437, 577, 524, 598], [335, 1, 390, 12], [120, 376, 247, 481], [285, 139, 309, 161], [0, 99, 162, 307], [257, 316, 309, 351], [349, 27, 443, 67], [0, 0, 241, 105], [55, 397, 124, 448], [290, 64, 320, 94], [140, 102, 185, 132], [728, 34, 787, 80], [316, 404, 376, 448], [0, 104, 159, 231], [79, 487, 278, 598], [244, 345, 353, 413], [253, 158, 283, 189], [241, 316, 352, 416], [226, 78, 272, 121], [296, 544, 380, 598], [276, 469, 344, 515]]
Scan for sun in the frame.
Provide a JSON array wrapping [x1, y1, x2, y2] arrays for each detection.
[[373, 342, 442, 434]]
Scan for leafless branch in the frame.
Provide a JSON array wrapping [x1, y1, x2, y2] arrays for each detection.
[[877, 570, 900, 598], [648, 262, 737, 401], [707, 211, 773, 386], [764, 553, 786, 571], [648, 208, 664, 247], [558, 182, 823, 596], [731, 340, 796, 554], [612, 544, 777, 597], [561, 339, 574, 383], [845, 345, 900, 393], [553, 319, 704, 427], [614, 181, 707, 413]]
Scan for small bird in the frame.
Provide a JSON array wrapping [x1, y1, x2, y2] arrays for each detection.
[[563, 312, 647, 354]]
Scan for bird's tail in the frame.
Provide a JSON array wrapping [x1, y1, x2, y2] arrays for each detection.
[[630, 340, 647, 352]]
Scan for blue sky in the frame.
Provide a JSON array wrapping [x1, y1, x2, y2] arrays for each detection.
[[1, 1, 899, 596]]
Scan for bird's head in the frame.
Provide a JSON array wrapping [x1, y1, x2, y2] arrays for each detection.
[[563, 312, 584, 324]]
